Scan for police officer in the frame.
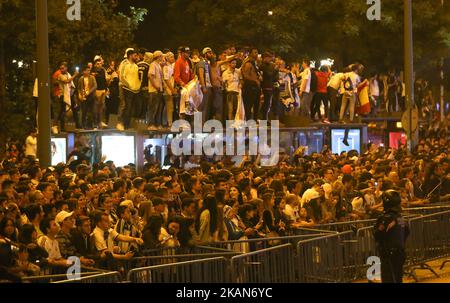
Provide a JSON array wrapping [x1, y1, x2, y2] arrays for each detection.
[[374, 189, 409, 283]]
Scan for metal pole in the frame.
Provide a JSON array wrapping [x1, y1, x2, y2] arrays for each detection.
[[440, 0, 445, 122], [36, 0, 52, 167], [404, 0, 415, 153]]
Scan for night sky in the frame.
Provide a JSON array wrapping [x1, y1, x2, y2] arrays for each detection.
[[117, 0, 170, 50]]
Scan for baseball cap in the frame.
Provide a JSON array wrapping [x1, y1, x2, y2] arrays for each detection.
[[55, 210, 74, 225], [93, 55, 102, 63], [124, 48, 135, 58], [178, 46, 190, 53], [202, 47, 213, 55], [153, 50, 163, 59], [120, 200, 134, 208], [303, 189, 320, 204]]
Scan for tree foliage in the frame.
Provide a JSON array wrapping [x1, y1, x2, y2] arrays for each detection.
[[0, 0, 147, 147], [165, 0, 450, 73]]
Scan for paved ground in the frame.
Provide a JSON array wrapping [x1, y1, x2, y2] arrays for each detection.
[[409, 258, 450, 283], [354, 258, 450, 283]]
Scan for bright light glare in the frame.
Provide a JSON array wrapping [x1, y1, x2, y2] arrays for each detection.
[[320, 58, 334, 67]]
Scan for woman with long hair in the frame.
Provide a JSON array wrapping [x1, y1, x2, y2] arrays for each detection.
[[142, 215, 163, 250], [229, 186, 244, 205], [195, 194, 218, 243], [0, 217, 18, 242]]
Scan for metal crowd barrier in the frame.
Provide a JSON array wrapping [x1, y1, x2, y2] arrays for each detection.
[[21, 266, 112, 283], [53, 271, 122, 283], [230, 243, 295, 283], [312, 219, 376, 233], [126, 257, 230, 283], [296, 231, 354, 282], [207, 231, 332, 252], [404, 210, 450, 280], [402, 204, 450, 216]]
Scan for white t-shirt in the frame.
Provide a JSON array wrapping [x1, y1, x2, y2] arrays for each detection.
[[25, 135, 37, 157], [92, 226, 119, 252], [352, 197, 366, 213], [284, 204, 299, 221], [163, 63, 175, 95], [38, 235, 62, 260], [369, 79, 379, 97], [301, 68, 311, 93], [222, 68, 241, 93]]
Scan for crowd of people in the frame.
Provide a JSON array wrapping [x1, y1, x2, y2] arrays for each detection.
[[0, 113, 449, 280], [39, 45, 443, 134]]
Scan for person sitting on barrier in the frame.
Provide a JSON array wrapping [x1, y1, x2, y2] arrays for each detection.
[[374, 189, 409, 283]]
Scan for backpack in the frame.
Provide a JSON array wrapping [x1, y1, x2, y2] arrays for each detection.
[[310, 70, 318, 93]]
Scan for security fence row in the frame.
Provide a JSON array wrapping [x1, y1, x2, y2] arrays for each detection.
[[40, 207, 449, 283]]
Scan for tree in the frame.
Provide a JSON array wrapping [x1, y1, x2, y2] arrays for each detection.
[[0, 0, 147, 151], [164, 0, 450, 73]]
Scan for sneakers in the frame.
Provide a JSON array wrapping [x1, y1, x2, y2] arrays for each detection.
[[51, 126, 59, 134], [147, 125, 158, 131], [323, 119, 331, 124], [342, 139, 349, 147], [116, 123, 125, 131], [101, 122, 108, 128]]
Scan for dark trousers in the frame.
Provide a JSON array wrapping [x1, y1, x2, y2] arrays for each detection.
[[199, 87, 212, 124], [262, 89, 273, 121], [147, 92, 164, 126], [388, 89, 397, 112], [311, 92, 329, 120], [381, 250, 406, 283], [81, 93, 95, 129], [135, 90, 149, 120], [211, 87, 223, 122], [122, 89, 138, 129], [243, 82, 261, 121], [226, 91, 239, 121], [172, 93, 180, 122], [327, 87, 339, 122], [53, 95, 79, 131]]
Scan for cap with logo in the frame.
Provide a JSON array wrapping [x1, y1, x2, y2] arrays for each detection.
[[202, 47, 213, 55], [55, 211, 74, 226]]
